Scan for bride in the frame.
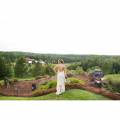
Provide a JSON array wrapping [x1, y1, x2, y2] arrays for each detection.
[[54, 59, 67, 95]]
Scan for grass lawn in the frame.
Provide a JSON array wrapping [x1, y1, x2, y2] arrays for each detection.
[[0, 89, 110, 100]]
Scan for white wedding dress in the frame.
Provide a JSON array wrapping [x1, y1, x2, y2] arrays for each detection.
[[56, 71, 66, 95]]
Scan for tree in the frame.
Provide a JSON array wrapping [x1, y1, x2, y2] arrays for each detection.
[[5, 63, 14, 78], [67, 62, 81, 70], [14, 57, 28, 77], [101, 59, 113, 74], [44, 64, 55, 77], [32, 63, 44, 77], [0, 57, 8, 79], [75, 66, 84, 75], [0, 57, 13, 87]]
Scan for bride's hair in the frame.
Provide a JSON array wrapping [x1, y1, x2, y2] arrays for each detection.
[[58, 59, 64, 64]]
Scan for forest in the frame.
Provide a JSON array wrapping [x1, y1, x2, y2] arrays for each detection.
[[0, 51, 120, 75]]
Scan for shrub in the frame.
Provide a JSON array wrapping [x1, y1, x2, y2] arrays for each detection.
[[0, 80, 4, 86], [66, 70, 75, 77], [36, 80, 57, 91], [103, 74, 120, 93], [46, 80, 57, 88], [75, 66, 84, 75], [38, 84, 49, 90], [67, 77, 85, 84]]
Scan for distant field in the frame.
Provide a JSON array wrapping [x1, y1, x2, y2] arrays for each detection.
[[0, 89, 110, 100]]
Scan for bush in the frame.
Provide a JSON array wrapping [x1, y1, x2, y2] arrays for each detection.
[[0, 80, 4, 86], [75, 66, 84, 75], [38, 84, 49, 90], [67, 77, 85, 84], [66, 70, 76, 77], [103, 74, 120, 93], [46, 80, 57, 88], [36, 80, 57, 91]]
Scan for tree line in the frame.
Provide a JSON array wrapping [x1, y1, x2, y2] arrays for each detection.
[[0, 51, 120, 81]]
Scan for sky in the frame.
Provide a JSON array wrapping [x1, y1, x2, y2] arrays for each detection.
[[0, 0, 120, 55]]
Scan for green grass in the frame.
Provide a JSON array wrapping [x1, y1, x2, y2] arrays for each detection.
[[104, 74, 120, 84], [12, 77, 35, 81], [0, 89, 110, 100], [0, 77, 35, 82], [103, 74, 120, 93], [0, 80, 4, 86], [67, 77, 86, 84]]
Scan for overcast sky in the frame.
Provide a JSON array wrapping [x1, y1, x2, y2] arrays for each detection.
[[0, 0, 120, 55]]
